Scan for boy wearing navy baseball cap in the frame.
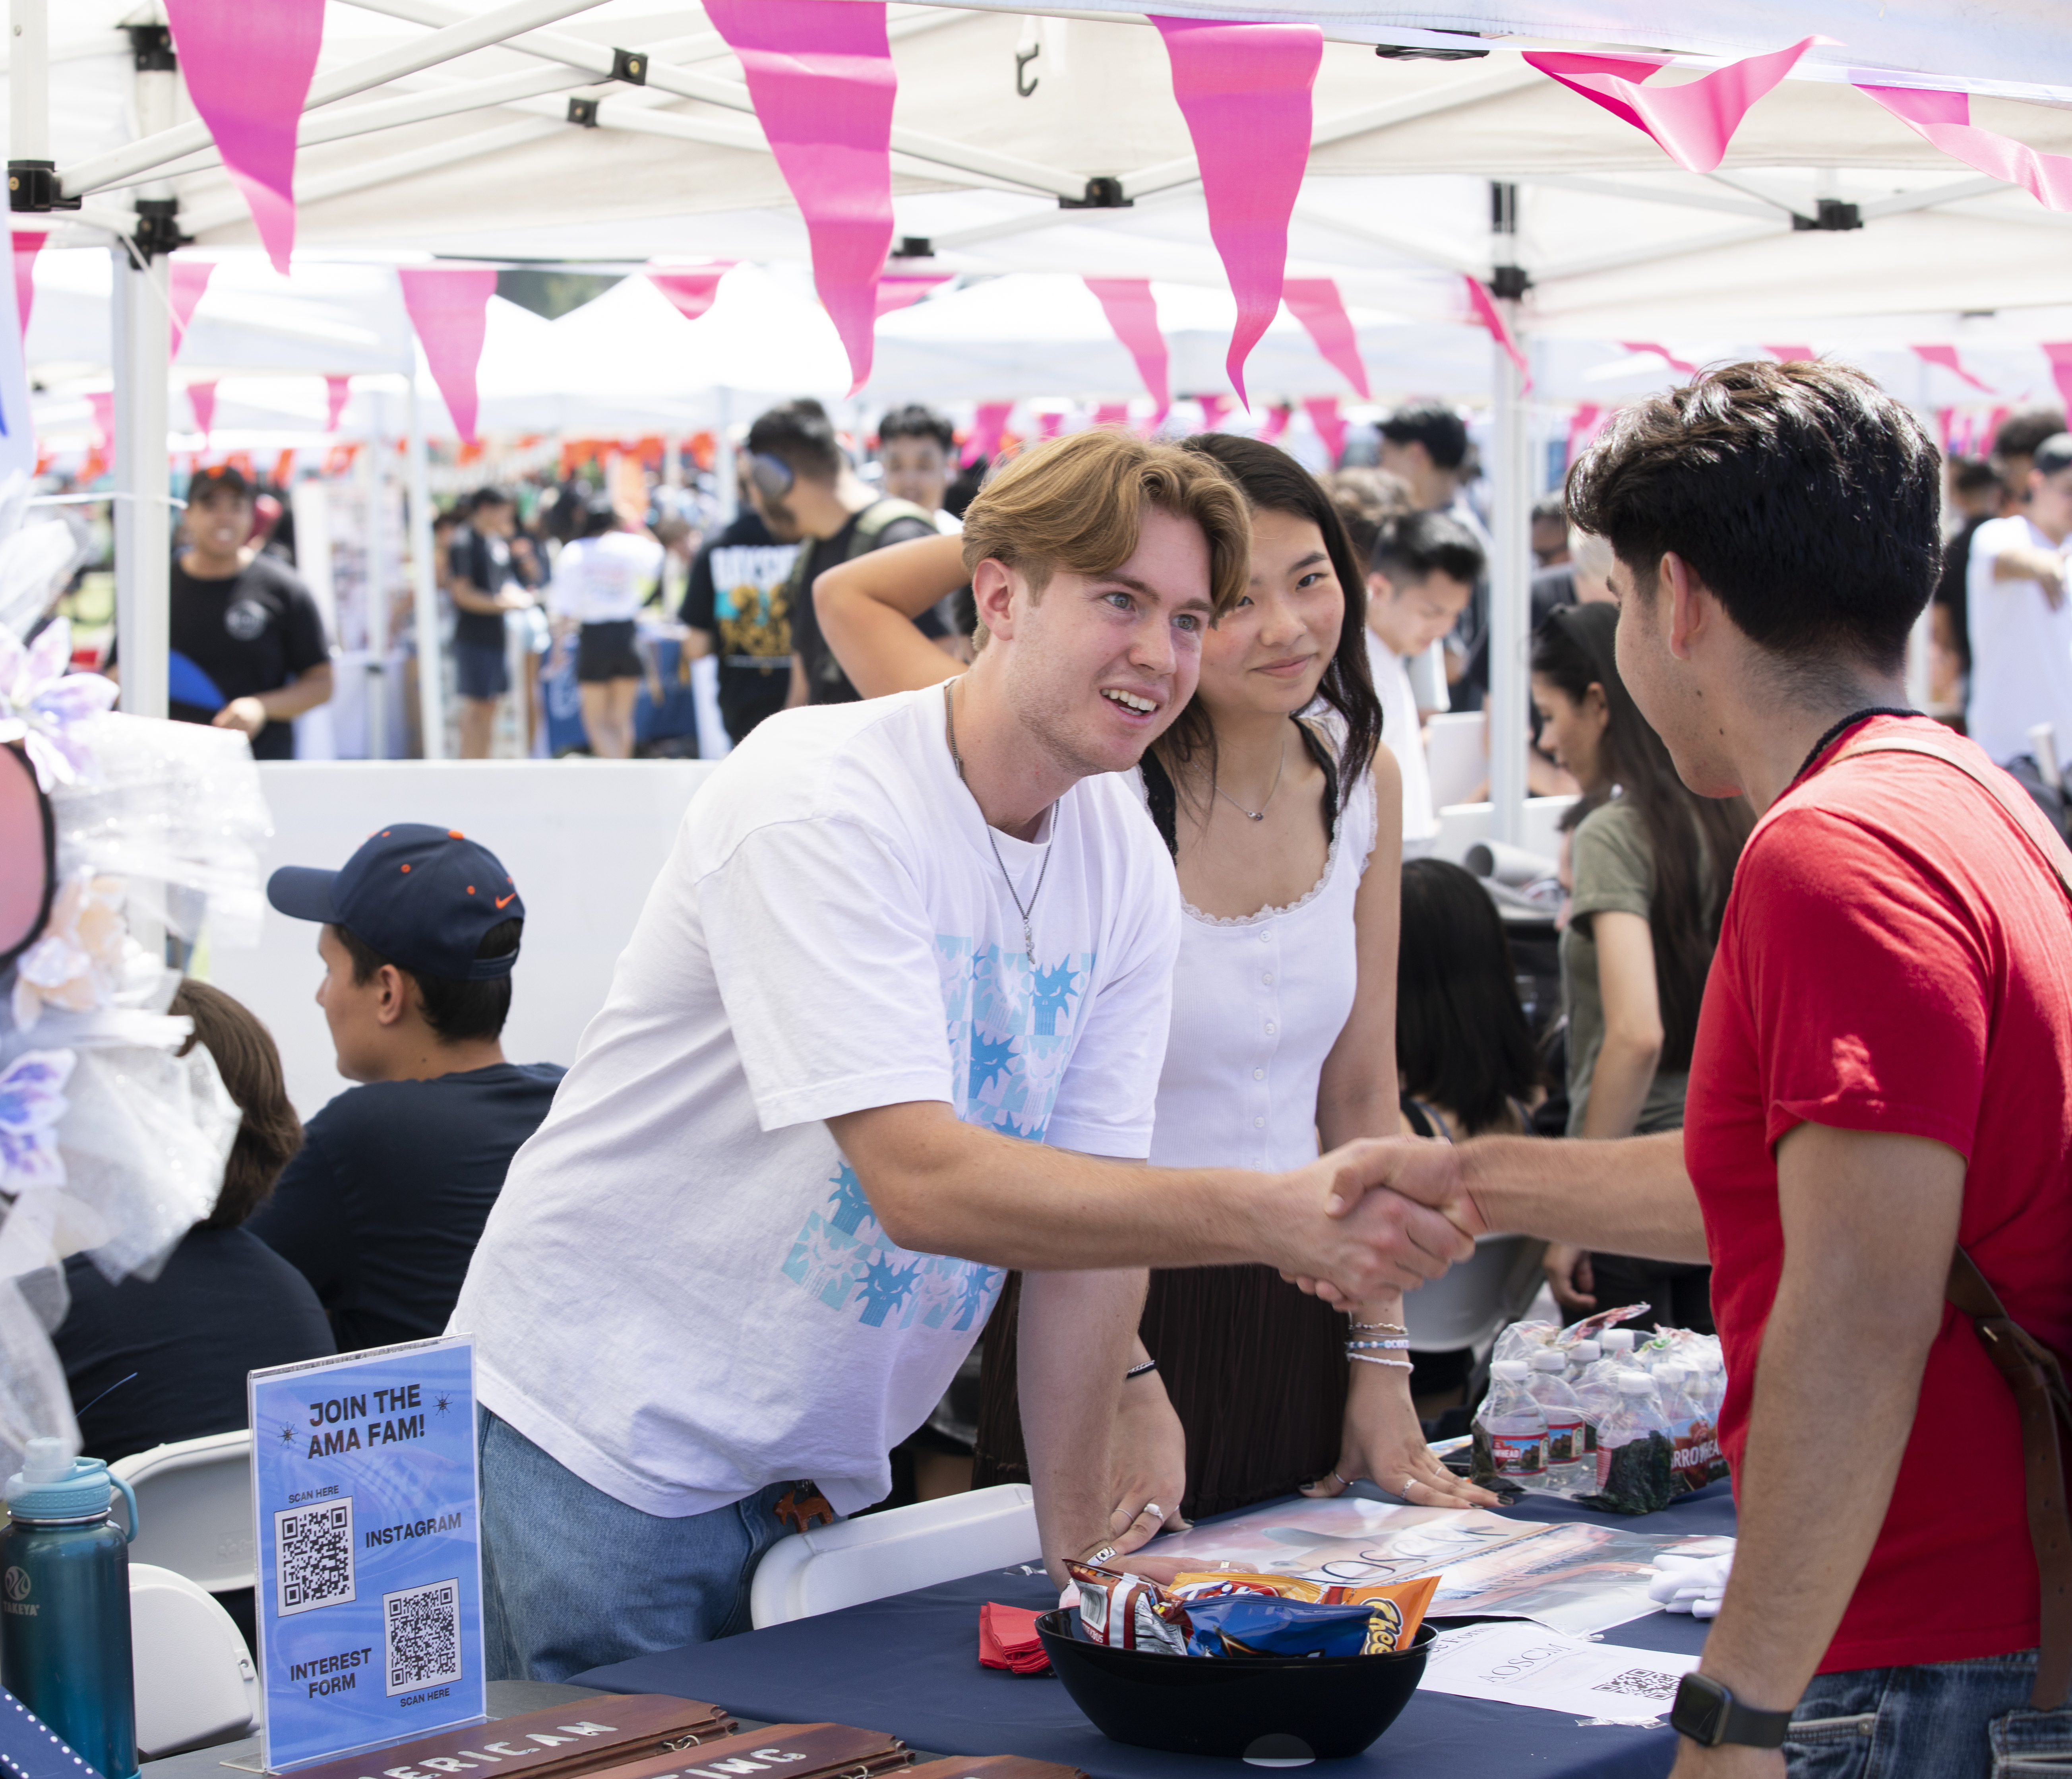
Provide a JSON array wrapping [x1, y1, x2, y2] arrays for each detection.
[[246, 825, 565, 1353]]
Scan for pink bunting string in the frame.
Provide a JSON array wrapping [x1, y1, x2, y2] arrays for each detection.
[[1197, 393, 1231, 431], [324, 376, 352, 432], [1621, 339, 1698, 376], [1857, 85, 2072, 213], [1282, 279, 1370, 399], [397, 267, 497, 444], [11, 232, 44, 343], [1303, 397, 1347, 465], [1984, 406, 2011, 453], [704, 1, 896, 395], [1150, 16, 1321, 408], [1038, 411, 1065, 441], [168, 259, 216, 357], [648, 266, 736, 322], [963, 401, 1013, 467], [1565, 404, 1605, 463], [1084, 279, 1171, 418], [186, 382, 217, 442], [87, 392, 114, 463], [1462, 276, 1530, 387], [1258, 406, 1291, 444], [877, 274, 952, 317], [1524, 37, 1822, 174], [162, 0, 323, 275], [2043, 344, 2072, 413], [1764, 343, 1816, 361], [1093, 401, 1131, 430], [1912, 344, 1994, 393]]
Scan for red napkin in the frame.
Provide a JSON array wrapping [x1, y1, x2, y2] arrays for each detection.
[[979, 1601, 1051, 1675]]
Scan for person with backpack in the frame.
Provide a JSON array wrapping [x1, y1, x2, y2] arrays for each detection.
[[1350, 361, 2072, 1775]]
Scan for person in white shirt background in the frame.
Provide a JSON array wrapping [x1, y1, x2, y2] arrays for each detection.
[[1965, 431, 2072, 777], [548, 498, 666, 759]]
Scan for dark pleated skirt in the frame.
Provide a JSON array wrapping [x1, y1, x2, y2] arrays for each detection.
[[972, 1265, 1350, 1522]]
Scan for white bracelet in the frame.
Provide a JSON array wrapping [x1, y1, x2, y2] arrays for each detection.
[[1348, 1353, 1415, 1369]]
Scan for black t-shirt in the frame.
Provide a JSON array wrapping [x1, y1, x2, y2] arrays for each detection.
[[246, 1062, 565, 1353], [145, 554, 329, 761], [54, 1225, 336, 1465], [1935, 512, 1987, 674], [680, 511, 801, 744], [448, 526, 513, 649], [788, 507, 942, 705]]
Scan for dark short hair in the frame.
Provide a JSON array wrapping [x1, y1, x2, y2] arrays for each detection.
[[1994, 407, 2068, 465], [1379, 401, 1468, 471], [2035, 434, 2072, 481], [1531, 494, 1567, 525], [581, 498, 619, 538], [170, 979, 304, 1228], [878, 403, 956, 453], [470, 486, 516, 513], [1566, 360, 1940, 676], [747, 399, 844, 485], [1951, 456, 2001, 496], [1396, 859, 1539, 1134], [1367, 508, 1485, 587], [334, 917, 523, 1043]]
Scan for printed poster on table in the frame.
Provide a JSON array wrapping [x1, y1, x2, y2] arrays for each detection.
[[249, 1336, 484, 1771]]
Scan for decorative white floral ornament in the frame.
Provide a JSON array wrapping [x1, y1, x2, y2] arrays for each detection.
[[10, 874, 128, 1033], [0, 616, 118, 791], [0, 1049, 74, 1193]]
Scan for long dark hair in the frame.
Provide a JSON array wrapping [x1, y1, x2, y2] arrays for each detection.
[[170, 979, 305, 1228], [1530, 602, 1752, 1070], [1397, 859, 1539, 1135], [1164, 434, 1382, 809]]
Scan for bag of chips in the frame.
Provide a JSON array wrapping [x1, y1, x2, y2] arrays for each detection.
[[1067, 1564, 1437, 1660]]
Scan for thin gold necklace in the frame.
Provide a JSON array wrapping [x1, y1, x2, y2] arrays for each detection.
[[944, 680, 1054, 964]]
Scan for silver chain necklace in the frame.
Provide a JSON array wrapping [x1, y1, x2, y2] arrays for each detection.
[[944, 680, 1054, 964], [1211, 731, 1287, 822]]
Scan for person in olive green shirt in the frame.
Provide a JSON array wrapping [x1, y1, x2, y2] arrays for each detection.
[[1529, 601, 1752, 1331]]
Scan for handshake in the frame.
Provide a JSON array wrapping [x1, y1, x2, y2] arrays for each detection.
[[1276, 1137, 1491, 1306]]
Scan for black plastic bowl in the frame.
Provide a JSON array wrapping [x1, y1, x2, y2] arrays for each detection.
[[1032, 1608, 1434, 1761]]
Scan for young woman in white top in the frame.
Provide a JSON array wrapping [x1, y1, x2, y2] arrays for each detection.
[[815, 434, 1495, 1524], [547, 499, 666, 758]]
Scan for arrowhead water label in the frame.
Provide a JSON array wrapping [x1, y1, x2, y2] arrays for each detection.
[[250, 1337, 484, 1771]]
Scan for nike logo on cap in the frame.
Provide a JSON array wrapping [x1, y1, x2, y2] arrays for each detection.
[[495, 893, 516, 909]]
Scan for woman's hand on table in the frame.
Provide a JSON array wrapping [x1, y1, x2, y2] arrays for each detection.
[[1106, 1367, 1189, 1557], [1305, 1362, 1499, 1510]]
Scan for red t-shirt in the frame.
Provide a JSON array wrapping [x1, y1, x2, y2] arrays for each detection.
[[1686, 714, 2072, 1672]]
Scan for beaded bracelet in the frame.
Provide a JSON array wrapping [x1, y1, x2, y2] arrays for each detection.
[[1345, 1338, 1412, 1351], [1348, 1353, 1414, 1369], [1125, 1358, 1159, 1381], [1348, 1321, 1408, 1335]]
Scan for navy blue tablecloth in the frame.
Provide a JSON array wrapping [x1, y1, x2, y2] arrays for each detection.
[[573, 1486, 1733, 1779]]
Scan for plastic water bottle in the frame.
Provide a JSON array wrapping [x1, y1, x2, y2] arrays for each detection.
[[1567, 1338, 1601, 1378], [1526, 1351, 1592, 1490], [1600, 1327, 1638, 1361], [1593, 1371, 1676, 1514], [0, 1439, 141, 1779], [1472, 1360, 1548, 1486]]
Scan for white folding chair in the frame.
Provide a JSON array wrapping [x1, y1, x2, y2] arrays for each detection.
[[749, 1483, 1040, 1628], [1403, 1234, 1549, 1354], [110, 1429, 255, 1593], [130, 1563, 259, 1758]]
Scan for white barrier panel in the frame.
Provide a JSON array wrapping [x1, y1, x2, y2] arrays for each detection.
[[1431, 795, 1580, 870], [211, 760, 720, 1120]]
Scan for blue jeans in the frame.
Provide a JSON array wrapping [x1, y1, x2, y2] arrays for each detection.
[[477, 1409, 796, 1681], [1787, 1650, 2072, 1778]]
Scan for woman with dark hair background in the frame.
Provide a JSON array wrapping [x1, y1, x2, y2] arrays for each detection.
[[1529, 600, 1753, 1331]]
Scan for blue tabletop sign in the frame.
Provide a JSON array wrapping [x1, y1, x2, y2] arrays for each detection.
[[248, 1337, 484, 1772]]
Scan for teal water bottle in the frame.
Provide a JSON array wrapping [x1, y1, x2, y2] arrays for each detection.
[[0, 1440, 140, 1779]]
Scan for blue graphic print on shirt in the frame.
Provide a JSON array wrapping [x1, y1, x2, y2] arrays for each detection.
[[780, 938, 1092, 1330]]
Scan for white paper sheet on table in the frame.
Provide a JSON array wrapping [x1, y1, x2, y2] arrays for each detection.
[[1144, 1496, 1733, 1636], [1417, 1620, 1702, 1725]]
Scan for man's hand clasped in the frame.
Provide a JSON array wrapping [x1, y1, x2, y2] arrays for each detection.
[[1284, 1137, 1486, 1304]]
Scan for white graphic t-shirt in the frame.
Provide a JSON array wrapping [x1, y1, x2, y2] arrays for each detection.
[[452, 686, 1180, 1519], [548, 530, 666, 625]]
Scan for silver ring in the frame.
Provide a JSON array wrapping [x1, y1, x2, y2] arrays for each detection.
[[1330, 1471, 1347, 1487], [1143, 1502, 1165, 1521], [1402, 1476, 1419, 1496], [1089, 1545, 1117, 1565]]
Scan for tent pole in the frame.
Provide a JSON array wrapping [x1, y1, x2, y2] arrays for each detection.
[[364, 387, 389, 760], [110, 244, 170, 720], [1486, 181, 1530, 849], [716, 388, 737, 523], [10, 0, 50, 171], [405, 373, 445, 760]]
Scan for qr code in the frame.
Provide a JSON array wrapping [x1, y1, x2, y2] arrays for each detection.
[[274, 1498, 354, 1616], [1592, 1669, 1684, 1703], [383, 1577, 463, 1696]]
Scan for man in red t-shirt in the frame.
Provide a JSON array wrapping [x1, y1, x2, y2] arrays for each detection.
[[1351, 361, 2072, 1776]]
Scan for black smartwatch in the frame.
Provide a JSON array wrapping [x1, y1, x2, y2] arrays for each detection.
[[1669, 1673, 1793, 1749]]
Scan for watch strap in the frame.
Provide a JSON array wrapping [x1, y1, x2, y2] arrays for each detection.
[[1671, 1674, 1792, 1750]]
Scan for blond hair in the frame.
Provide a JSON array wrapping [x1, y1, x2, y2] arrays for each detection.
[[960, 430, 1250, 645]]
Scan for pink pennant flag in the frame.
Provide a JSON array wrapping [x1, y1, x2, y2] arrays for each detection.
[[1282, 279, 1369, 399], [2042, 345, 2072, 414], [1303, 396, 1347, 466], [1259, 405, 1292, 444], [186, 381, 217, 441], [1566, 403, 1604, 463], [1764, 343, 1816, 361], [704, 2, 896, 394], [1984, 405, 2011, 454], [1858, 85, 2072, 213], [648, 266, 735, 322], [1197, 393, 1232, 431], [877, 273, 951, 317], [324, 375, 352, 432], [163, 0, 323, 275], [964, 400, 1013, 467], [397, 267, 498, 444], [1621, 339, 1698, 376], [1084, 279, 1171, 417], [87, 391, 114, 459], [1912, 344, 1995, 393], [168, 258, 216, 357], [1463, 275, 1531, 386], [1038, 411, 1065, 441], [1524, 37, 1822, 175], [1093, 401, 1131, 430], [11, 232, 45, 343], [1151, 16, 1321, 409]]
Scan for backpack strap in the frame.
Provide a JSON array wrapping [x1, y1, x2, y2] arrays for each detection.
[[1834, 730, 2072, 1706], [847, 498, 935, 557]]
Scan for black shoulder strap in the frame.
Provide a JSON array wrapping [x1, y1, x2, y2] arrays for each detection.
[[1141, 752, 1179, 858]]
